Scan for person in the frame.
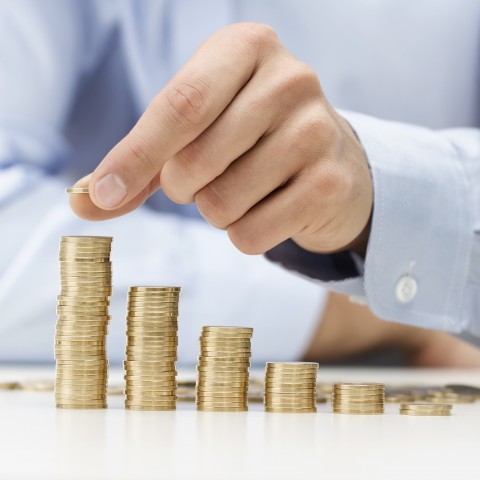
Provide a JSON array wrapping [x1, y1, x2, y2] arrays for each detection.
[[1, 1, 479, 365]]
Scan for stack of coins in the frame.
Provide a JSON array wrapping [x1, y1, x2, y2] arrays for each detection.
[[55, 236, 112, 409], [332, 383, 385, 415], [124, 286, 180, 410], [196, 326, 253, 412], [400, 403, 452, 416], [264, 362, 318, 413]]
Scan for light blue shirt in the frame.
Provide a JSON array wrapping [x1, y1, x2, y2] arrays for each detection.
[[0, 0, 479, 361]]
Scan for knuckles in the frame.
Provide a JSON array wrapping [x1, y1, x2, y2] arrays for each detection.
[[227, 223, 265, 255], [195, 182, 232, 229], [163, 80, 212, 130], [232, 22, 279, 55]]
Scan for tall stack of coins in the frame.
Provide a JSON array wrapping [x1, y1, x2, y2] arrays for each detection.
[[196, 326, 253, 412], [124, 286, 180, 411], [400, 403, 452, 416], [332, 383, 385, 415], [55, 236, 112, 409], [264, 362, 318, 413]]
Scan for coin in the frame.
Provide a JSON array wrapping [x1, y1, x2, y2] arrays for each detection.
[[265, 407, 317, 414], [65, 187, 90, 194]]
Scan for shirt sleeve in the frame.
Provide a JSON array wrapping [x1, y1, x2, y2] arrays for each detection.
[[267, 111, 480, 335]]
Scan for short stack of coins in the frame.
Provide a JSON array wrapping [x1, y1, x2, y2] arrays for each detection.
[[55, 236, 112, 409], [264, 362, 318, 413], [400, 403, 452, 416], [196, 326, 253, 412], [332, 383, 385, 415], [124, 286, 180, 410]]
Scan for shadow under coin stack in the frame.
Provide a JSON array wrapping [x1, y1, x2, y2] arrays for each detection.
[[264, 362, 318, 413], [124, 287, 180, 411], [332, 383, 385, 415], [55, 236, 112, 409], [196, 326, 253, 412]]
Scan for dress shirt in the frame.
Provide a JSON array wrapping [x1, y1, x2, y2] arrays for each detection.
[[0, 0, 479, 363]]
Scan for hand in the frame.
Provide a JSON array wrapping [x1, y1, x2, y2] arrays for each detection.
[[71, 23, 372, 255], [305, 292, 480, 368]]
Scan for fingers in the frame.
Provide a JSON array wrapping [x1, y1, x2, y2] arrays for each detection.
[[160, 64, 282, 204], [69, 174, 160, 221], [89, 24, 272, 213], [194, 122, 309, 229], [226, 179, 312, 255]]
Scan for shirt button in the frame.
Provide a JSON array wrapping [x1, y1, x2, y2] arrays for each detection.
[[395, 276, 417, 303]]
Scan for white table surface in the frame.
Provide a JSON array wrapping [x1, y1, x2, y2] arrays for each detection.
[[0, 365, 479, 480]]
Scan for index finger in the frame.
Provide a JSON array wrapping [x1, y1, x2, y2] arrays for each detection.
[[88, 23, 266, 214]]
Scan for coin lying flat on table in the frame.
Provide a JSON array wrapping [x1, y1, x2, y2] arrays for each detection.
[[65, 187, 90, 194]]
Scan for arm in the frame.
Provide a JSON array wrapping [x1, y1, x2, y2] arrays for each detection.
[[305, 292, 480, 368], [71, 23, 479, 335]]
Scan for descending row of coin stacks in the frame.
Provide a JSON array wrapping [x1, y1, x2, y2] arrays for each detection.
[[55, 236, 112, 409], [400, 403, 452, 416], [124, 287, 181, 410], [332, 383, 385, 415], [196, 326, 253, 412], [264, 362, 318, 413]]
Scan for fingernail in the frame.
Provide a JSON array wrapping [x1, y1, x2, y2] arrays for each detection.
[[94, 173, 127, 208]]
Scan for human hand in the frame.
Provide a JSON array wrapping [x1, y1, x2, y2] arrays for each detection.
[[70, 23, 372, 255], [305, 292, 480, 368]]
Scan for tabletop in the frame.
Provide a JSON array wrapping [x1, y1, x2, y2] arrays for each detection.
[[0, 365, 479, 480]]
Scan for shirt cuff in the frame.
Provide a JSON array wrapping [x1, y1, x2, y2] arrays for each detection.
[[341, 111, 473, 331], [266, 111, 474, 333]]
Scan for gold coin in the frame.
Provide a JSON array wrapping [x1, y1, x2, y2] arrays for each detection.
[[197, 406, 247, 412], [400, 410, 451, 416], [266, 362, 318, 368], [400, 403, 452, 410], [197, 357, 250, 366], [199, 351, 251, 358], [56, 404, 107, 409], [333, 383, 385, 390], [129, 286, 180, 292], [124, 360, 176, 367], [125, 405, 176, 411], [265, 407, 316, 414], [265, 387, 316, 395], [201, 331, 252, 339], [196, 386, 247, 393], [125, 355, 177, 362], [333, 407, 384, 414], [65, 187, 90, 194], [197, 382, 248, 389], [0, 381, 20, 390], [125, 391, 176, 398]]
